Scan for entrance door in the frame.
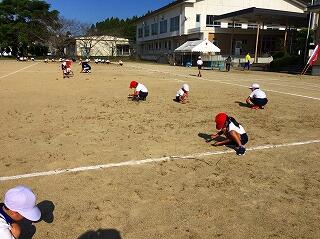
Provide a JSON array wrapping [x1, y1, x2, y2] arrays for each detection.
[[235, 40, 242, 55]]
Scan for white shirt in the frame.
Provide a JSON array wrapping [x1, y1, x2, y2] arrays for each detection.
[[197, 60, 203, 66], [228, 122, 246, 135], [176, 89, 185, 97], [0, 216, 14, 239], [250, 89, 267, 99], [136, 83, 148, 93]]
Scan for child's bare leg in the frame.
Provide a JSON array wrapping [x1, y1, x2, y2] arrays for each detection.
[[227, 131, 242, 147]]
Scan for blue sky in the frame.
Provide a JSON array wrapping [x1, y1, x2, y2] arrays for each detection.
[[46, 0, 174, 24]]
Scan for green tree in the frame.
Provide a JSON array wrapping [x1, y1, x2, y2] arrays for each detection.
[[95, 16, 138, 40], [0, 0, 60, 56]]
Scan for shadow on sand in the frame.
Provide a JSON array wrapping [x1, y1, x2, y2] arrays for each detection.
[[235, 101, 252, 108], [78, 229, 122, 239], [19, 200, 55, 239]]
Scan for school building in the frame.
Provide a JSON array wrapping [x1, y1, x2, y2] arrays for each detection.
[[135, 0, 308, 63], [75, 35, 132, 58]]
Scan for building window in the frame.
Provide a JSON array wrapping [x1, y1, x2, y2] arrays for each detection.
[[138, 28, 143, 38], [144, 25, 150, 37], [170, 16, 180, 32], [213, 21, 221, 28], [160, 20, 167, 34], [248, 24, 257, 29], [206, 15, 214, 26], [168, 41, 172, 50], [228, 23, 242, 28], [151, 23, 158, 35], [196, 14, 200, 23]]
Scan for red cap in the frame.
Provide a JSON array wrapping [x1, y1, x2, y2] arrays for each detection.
[[129, 81, 138, 88], [215, 113, 228, 130]]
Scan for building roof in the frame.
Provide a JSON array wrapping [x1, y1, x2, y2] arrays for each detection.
[[135, 0, 184, 22], [289, 0, 308, 8], [174, 39, 221, 53], [307, 4, 320, 13], [75, 35, 130, 42], [213, 7, 308, 27], [135, 0, 307, 23]]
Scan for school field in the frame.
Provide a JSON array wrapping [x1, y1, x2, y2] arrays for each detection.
[[0, 60, 320, 239]]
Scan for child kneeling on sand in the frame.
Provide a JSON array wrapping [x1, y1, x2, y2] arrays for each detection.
[[61, 59, 73, 78], [210, 112, 248, 155], [81, 60, 91, 73], [246, 83, 268, 109], [175, 84, 189, 104], [129, 81, 148, 101]]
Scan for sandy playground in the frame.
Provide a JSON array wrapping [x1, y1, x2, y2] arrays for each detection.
[[0, 60, 320, 239]]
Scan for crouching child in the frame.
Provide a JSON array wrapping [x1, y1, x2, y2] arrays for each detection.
[[210, 112, 248, 155]]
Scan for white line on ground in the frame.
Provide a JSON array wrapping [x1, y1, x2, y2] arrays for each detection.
[[0, 63, 40, 79], [1, 139, 319, 181], [129, 65, 320, 101]]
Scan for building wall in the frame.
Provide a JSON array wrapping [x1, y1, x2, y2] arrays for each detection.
[[136, 0, 305, 60], [136, 6, 185, 43], [76, 36, 131, 57]]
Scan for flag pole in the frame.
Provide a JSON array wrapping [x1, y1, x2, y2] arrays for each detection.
[[300, 63, 309, 75], [301, 63, 311, 75]]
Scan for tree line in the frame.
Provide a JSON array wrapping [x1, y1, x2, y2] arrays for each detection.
[[0, 0, 138, 57]]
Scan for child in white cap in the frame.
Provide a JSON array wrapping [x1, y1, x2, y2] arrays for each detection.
[[246, 83, 268, 109], [61, 59, 73, 78], [0, 186, 41, 239], [175, 83, 190, 104], [197, 56, 203, 77]]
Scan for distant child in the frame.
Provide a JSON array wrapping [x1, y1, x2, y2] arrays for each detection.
[[225, 56, 232, 72], [61, 59, 73, 78], [129, 81, 148, 101], [197, 56, 203, 77], [81, 60, 91, 73], [0, 186, 41, 239], [246, 83, 268, 109], [175, 83, 189, 104], [119, 60, 123, 66], [243, 53, 251, 70], [210, 112, 248, 155]]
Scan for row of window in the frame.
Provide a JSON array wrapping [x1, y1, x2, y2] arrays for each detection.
[[138, 14, 269, 39], [138, 16, 180, 38], [142, 40, 173, 51]]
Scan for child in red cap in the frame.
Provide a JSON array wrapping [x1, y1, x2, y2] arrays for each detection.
[[128, 81, 148, 101], [210, 113, 248, 155]]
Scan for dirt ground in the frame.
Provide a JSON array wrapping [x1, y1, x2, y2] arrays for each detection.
[[0, 60, 319, 239]]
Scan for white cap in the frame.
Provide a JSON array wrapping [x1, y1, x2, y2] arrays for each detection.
[[198, 56, 201, 59], [249, 83, 260, 89], [182, 83, 189, 92], [4, 186, 41, 221]]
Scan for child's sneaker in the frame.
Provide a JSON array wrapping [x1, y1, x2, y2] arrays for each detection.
[[236, 146, 246, 156], [251, 105, 259, 110]]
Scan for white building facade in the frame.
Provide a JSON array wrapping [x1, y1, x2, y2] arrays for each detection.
[[136, 0, 306, 62]]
